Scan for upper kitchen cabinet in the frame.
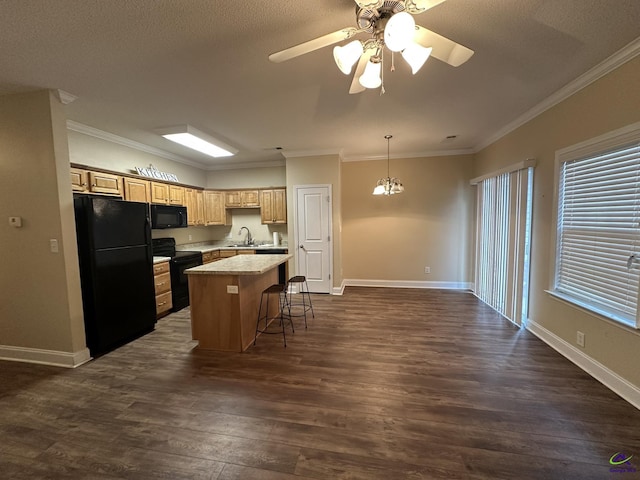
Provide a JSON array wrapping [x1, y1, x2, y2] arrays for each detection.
[[260, 188, 287, 224], [204, 190, 230, 226], [151, 182, 184, 205], [151, 182, 170, 204], [169, 185, 185, 206], [185, 188, 205, 226], [225, 190, 260, 208], [70, 167, 122, 196], [123, 177, 151, 203]]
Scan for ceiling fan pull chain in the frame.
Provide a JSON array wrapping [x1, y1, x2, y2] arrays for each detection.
[[381, 49, 386, 95], [390, 50, 396, 72]]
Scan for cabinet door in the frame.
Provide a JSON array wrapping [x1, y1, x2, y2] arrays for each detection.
[[195, 190, 205, 225], [70, 168, 89, 192], [260, 190, 274, 223], [184, 188, 198, 226], [272, 188, 287, 223], [123, 177, 151, 203], [225, 191, 242, 208], [169, 185, 185, 206], [151, 182, 169, 204], [204, 191, 228, 225], [88, 171, 122, 196], [260, 188, 287, 224], [242, 190, 260, 207]]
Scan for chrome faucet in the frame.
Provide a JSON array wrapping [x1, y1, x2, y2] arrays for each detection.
[[239, 226, 253, 245]]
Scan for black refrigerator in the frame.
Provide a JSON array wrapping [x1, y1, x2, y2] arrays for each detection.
[[74, 196, 156, 357]]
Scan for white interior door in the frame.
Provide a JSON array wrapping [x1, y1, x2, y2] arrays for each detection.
[[295, 185, 332, 293]]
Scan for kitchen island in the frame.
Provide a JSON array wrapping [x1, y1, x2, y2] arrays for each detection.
[[185, 254, 292, 352]]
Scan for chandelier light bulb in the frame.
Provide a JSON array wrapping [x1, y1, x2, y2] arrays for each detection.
[[384, 12, 416, 52], [333, 40, 364, 75], [402, 43, 432, 74], [359, 59, 382, 89]]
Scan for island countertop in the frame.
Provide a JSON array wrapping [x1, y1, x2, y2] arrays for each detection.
[[185, 254, 292, 276]]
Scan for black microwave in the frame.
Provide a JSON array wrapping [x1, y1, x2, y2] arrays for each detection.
[[150, 204, 188, 229]]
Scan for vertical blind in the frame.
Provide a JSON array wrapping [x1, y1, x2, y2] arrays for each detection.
[[474, 166, 533, 325], [555, 141, 640, 327]]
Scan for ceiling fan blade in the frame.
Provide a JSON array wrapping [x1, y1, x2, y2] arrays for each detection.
[[404, 0, 447, 15], [269, 27, 358, 63], [348, 47, 375, 94], [354, 0, 383, 8], [414, 25, 474, 67]]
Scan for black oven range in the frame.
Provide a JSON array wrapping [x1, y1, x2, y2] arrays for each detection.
[[152, 238, 203, 311]]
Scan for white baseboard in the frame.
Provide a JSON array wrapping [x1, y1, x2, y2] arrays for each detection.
[[342, 279, 473, 290], [526, 320, 640, 410], [0, 345, 92, 368]]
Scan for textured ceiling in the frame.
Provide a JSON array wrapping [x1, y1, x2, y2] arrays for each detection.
[[0, 0, 639, 168]]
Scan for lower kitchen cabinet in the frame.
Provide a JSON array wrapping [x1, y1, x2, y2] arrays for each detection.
[[202, 250, 220, 264], [153, 261, 172, 317]]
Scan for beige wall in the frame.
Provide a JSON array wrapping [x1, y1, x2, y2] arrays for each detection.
[[285, 154, 343, 288], [0, 90, 87, 360], [341, 154, 474, 284], [68, 129, 208, 188], [474, 57, 640, 386], [206, 165, 286, 189]]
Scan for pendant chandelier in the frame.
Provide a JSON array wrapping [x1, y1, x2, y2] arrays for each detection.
[[373, 134, 404, 195]]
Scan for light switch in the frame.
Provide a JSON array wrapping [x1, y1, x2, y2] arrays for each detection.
[[50, 239, 59, 253], [9, 216, 22, 228]]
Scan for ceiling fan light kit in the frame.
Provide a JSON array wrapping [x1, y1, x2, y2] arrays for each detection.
[[333, 40, 364, 74], [359, 58, 383, 88], [269, 0, 474, 94], [402, 43, 432, 74]]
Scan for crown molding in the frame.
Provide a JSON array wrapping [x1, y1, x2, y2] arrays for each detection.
[[341, 147, 475, 162], [475, 36, 640, 152], [66, 120, 207, 169], [204, 159, 286, 171], [55, 89, 77, 105], [281, 148, 341, 159]]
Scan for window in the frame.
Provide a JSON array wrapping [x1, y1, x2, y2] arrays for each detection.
[[472, 161, 534, 326], [554, 122, 640, 328]]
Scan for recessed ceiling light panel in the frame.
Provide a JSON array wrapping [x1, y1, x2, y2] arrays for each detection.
[[157, 125, 238, 158]]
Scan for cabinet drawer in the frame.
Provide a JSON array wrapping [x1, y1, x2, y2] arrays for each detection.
[[202, 251, 220, 264], [236, 249, 255, 255], [155, 291, 172, 315], [154, 272, 171, 295], [153, 261, 170, 275], [219, 249, 237, 258]]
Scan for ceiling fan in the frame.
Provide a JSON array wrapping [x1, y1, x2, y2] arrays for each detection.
[[269, 0, 474, 94]]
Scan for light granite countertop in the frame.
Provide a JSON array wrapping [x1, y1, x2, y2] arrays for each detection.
[[153, 256, 171, 264], [185, 254, 292, 275], [176, 244, 288, 253]]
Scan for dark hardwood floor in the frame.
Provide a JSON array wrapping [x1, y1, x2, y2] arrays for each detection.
[[1, 287, 639, 479]]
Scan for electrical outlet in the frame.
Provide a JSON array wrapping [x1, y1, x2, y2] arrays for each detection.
[[227, 285, 239, 294], [49, 239, 59, 253], [576, 331, 585, 348], [188, 234, 192, 241], [424, 266, 431, 274]]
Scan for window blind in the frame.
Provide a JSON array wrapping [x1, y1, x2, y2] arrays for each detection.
[[555, 141, 640, 327], [475, 166, 533, 325]]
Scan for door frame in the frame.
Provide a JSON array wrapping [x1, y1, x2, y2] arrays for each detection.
[[293, 184, 333, 294]]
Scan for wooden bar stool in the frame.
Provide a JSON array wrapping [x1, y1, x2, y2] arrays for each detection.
[[286, 276, 314, 329], [254, 284, 293, 347]]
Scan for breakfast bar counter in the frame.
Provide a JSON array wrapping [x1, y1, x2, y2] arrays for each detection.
[[185, 254, 292, 352]]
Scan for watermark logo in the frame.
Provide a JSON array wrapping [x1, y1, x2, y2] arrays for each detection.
[[610, 452, 636, 474]]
